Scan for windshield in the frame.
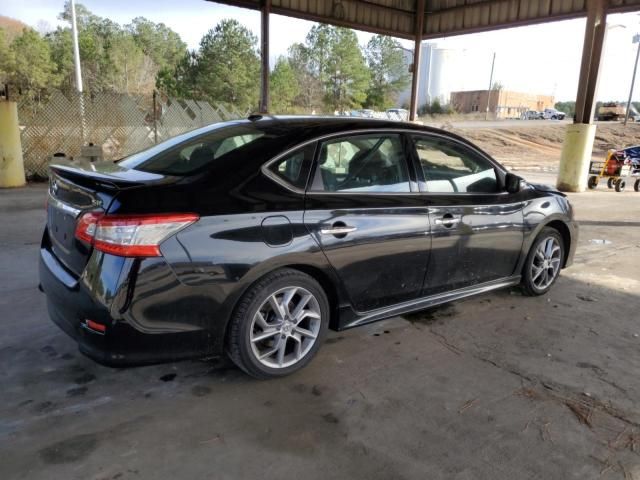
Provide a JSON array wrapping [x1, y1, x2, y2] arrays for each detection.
[[119, 124, 265, 176]]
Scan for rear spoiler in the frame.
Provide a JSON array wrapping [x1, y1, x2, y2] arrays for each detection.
[[49, 164, 168, 191]]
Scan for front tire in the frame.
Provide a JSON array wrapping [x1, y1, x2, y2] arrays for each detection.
[[615, 179, 626, 192], [521, 228, 565, 296], [226, 269, 329, 379], [588, 176, 599, 189]]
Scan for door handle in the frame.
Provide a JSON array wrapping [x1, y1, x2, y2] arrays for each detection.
[[434, 216, 461, 227], [320, 225, 357, 236]]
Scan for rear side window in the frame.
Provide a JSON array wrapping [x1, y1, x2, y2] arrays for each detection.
[[310, 134, 410, 193], [268, 144, 315, 190], [412, 135, 499, 194], [119, 125, 264, 175]]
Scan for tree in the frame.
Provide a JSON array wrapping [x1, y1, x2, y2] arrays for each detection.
[[8, 28, 57, 97], [107, 32, 152, 94], [324, 27, 370, 111], [50, 3, 125, 94], [304, 25, 334, 88], [287, 42, 322, 111], [192, 19, 260, 110], [58, 1, 100, 29], [46, 5, 186, 96], [156, 51, 197, 98], [127, 17, 187, 72], [364, 35, 410, 109], [270, 57, 300, 113], [46, 27, 74, 92], [291, 25, 370, 111], [0, 28, 16, 85], [555, 101, 575, 116]]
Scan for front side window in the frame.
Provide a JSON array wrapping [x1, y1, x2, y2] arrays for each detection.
[[412, 135, 499, 194], [311, 134, 410, 193]]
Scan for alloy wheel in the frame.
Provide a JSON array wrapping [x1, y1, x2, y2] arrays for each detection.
[[530, 236, 562, 290], [249, 286, 322, 368]]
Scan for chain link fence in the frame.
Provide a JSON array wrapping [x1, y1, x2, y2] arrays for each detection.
[[17, 90, 250, 179]]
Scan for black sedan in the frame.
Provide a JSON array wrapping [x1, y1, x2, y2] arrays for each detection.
[[40, 116, 577, 378]]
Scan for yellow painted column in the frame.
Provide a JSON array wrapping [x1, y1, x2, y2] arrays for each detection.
[[556, 123, 596, 192], [0, 101, 26, 188]]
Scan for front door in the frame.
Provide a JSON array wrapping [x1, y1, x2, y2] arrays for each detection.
[[408, 133, 525, 295], [304, 133, 431, 312]]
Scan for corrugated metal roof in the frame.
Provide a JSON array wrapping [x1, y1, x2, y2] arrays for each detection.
[[208, 0, 640, 39]]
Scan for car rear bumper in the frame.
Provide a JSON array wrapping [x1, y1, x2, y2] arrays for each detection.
[[39, 231, 217, 367]]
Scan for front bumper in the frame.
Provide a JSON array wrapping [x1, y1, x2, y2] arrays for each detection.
[[39, 232, 217, 366]]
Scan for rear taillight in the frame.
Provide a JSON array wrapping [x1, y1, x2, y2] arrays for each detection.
[[75, 213, 198, 257]]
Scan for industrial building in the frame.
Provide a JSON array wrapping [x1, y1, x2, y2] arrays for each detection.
[[450, 89, 555, 118]]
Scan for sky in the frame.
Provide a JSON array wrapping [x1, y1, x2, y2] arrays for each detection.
[[2, 0, 640, 102]]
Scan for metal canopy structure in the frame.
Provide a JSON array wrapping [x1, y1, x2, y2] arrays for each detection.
[[210, 0, 640, 40]]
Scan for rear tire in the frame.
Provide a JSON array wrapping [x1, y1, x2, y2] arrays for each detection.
[[226, 268, 329, 379], [521, 227, 565, 296], [635, 179, 640, 192], [588, 176, 599, 189], [607, 177, 615, 189], [615, 179, 626, 192]]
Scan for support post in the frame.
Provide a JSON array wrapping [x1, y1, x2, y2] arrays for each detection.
[[485, 52, 496, 121], [409, 0, 425, 122], [152, 90, 158, 144], [70, 0, 86, 144], [557, 0, 608, 192], [259, 0, 270, 114], [0, 101, 26, 188], [623, 35, 640, 126]]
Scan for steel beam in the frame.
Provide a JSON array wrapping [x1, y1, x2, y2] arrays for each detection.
[[259, 0, 270, 114], [557, 0, 608, 192], [574, 0, 608, 124], [409, 0, 425, 122]]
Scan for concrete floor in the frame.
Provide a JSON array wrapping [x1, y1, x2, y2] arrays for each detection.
[[1, 176, 639, 480]]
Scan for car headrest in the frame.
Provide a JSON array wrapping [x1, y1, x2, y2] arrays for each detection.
[[189, 145, 214, 166]]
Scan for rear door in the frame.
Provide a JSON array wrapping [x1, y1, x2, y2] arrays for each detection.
[[408, 133, 525, 295], [303, 132, 431, 312]]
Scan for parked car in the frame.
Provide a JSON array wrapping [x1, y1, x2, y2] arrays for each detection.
[[521, 110, 543, 120], [386, 108, 409, 120], [359, 109, 375, 118], [40, 117, 577, 378], [542, 108, 566, 120]]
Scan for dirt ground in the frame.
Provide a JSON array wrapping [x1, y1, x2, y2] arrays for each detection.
[[1, 173, 639, 479], [435, 121, 640, 172]]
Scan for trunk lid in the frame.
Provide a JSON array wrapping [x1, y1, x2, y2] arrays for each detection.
[[46, 161, 171, 276]]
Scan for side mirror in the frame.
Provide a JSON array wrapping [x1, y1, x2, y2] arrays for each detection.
[[505, 172, 523, 194]]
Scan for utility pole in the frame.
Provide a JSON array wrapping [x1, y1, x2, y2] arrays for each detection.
[[624, 33, 640, 125], [70, 0, 83, 95], [70, 0, 86, 143], [485, 52, 496, 121]]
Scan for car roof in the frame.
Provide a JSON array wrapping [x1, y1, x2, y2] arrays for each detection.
[[234, 115, 442, 138], [175, 115, 496, 164]]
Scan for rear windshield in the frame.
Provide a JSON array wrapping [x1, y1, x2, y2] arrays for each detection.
[[119, 124, 265, 176]]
